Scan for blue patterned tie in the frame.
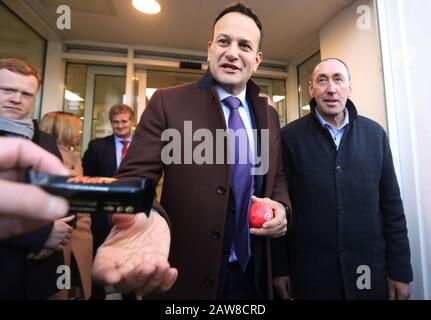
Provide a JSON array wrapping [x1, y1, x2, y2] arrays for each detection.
[[223, 96, 252, 271]]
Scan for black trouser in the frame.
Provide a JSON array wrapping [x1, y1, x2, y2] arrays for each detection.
[[217, 259, 259, 300]]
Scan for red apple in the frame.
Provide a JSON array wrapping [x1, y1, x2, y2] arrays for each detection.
[[249, 202, 273, 228]]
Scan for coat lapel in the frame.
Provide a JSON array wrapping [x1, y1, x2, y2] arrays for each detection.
[[247, 86, 268, 197], [107, 135, 117, 172], [247, 83, 269, 132]]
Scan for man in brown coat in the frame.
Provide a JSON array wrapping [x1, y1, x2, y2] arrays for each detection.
[[92, 3, 291, 299]]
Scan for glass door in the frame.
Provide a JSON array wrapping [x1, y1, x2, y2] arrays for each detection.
[[252, 77, 288, 127], [297, 52, 321, 117], [134, 69, 202, 116], [64, 64, 127, 155]]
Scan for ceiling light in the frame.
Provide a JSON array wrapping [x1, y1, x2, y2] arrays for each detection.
[[302, 105, 311, 111], [132, 0, 161, 14], [65, 90, 84, 102]]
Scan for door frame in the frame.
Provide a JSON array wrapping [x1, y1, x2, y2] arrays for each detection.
[[82, 65, 126, 154]]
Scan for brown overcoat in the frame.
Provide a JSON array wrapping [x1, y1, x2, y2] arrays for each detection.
[[116, 71, 291, 299]]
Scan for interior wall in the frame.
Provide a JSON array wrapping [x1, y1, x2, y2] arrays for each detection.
[[41, 41, 66, 117], [319, 0, 431, 299], [319, 0, 387, 129]]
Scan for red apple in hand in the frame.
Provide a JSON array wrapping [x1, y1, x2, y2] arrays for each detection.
[[249, 202, 273, 228]]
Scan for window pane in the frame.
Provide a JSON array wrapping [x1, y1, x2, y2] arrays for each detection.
[[64, 63, 86, 117], [92, 74, 126, 139], [297, 52, 321, 117], [0, 2, 46, 118], [253, 77, 287, 127], [146, 70, 202, 89], [63, 63, 127, 154]]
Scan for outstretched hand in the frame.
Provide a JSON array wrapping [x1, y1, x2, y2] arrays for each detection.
[[92, 210, 178, 296]]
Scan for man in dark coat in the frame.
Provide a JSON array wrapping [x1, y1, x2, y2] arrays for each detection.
[[82, 103, 135, 299], [92, 3, 291, 299], [0, 58, 73, 299], [273, 58, 413, 300], [82, 104, 135, 178]]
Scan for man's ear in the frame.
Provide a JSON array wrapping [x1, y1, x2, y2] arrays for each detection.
[[207, 41, 213, 62], [253, 52, 263, 72]]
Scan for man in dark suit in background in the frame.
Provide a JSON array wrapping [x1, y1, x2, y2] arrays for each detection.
[[273, 58, 413, 300], [92, 3, 291, 300], [83, 104, 135, 177], [82, 103, 135, 299]]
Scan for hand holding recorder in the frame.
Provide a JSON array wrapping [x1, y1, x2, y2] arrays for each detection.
[[0, 137, 69, 240]]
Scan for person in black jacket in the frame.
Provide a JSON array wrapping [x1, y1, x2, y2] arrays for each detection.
[[82, 104, 135, 177], [274, 58, 413, 300], [0, 58, 73, 299], [82, 103, 135, 299]]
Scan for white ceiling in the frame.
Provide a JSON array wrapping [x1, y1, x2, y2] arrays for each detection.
[[24, 0, 355, 63]]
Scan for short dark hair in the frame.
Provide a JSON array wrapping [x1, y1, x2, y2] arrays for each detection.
[[311, 58, 352, 82], [109, 104, 135, 122], [0, 58, 42, 88], [213, 2, 264, 51]]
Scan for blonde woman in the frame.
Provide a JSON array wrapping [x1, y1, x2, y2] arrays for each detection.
[[40, 112, 83, 176], [40, 112, 93, 299]]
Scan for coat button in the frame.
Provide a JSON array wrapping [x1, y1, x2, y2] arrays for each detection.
[[336, 166, 342, 173], [338, 206, 344, 215], [210, 231, 220, 240], [223, 249, 230, 257], [205, 276, 215, 287], [217, 185, 226, 194], [228, 207, 235, 214]]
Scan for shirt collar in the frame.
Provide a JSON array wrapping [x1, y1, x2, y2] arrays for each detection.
[[114, 135, 132, 143], [315, 107, 350, 130], [215, 85, 247, 108]]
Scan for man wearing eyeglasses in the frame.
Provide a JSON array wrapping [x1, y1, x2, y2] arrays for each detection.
[[82, 103, 135, 299]]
